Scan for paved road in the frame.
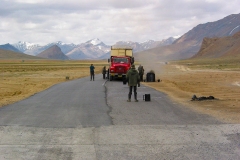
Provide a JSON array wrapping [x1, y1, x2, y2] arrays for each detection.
[[0, 74, 112, 128], [106, 81, 221, 125], [0, 74, 239, 160]]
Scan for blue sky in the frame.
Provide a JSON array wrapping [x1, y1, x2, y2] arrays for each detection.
[[0, 0, 240, 45]]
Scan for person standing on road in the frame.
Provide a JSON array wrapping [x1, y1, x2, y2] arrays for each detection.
[[102, 66, 107, 79], [90, 64, 95, 81], [126, 64, 140, 102], [138, 64, 144, 82]]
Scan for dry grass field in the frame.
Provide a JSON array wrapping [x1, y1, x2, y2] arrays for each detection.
[[1, 58, 239, 123], [142, 58, 240, 123], [0, 59, 108, 107]]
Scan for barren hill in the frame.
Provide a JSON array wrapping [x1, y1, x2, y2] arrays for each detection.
[[37, 45, 69, 60], [192, 31, 240, 58], [0, 44, 21, 53], [135, 13, 240, 62], [0, 49, 41, 59], [173, 14, 240, 45]]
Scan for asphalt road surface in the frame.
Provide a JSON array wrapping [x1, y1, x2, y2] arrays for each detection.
[[0, 74, 239, 160]]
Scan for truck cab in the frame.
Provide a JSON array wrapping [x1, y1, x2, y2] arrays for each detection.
[[108, 46, 134, 81]]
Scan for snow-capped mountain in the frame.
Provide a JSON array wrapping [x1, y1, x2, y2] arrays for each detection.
[[12, 41, 40, 53], [12, 41, 77, 56], [66, 38, 111, 59], [9, 37, 175, 59], [87, 38, 102, 45]]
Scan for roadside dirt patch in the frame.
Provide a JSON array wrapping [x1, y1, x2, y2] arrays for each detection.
[[174, 65, 191, 71], [143, 64, 240, 123], [233, 81, 240, 87]]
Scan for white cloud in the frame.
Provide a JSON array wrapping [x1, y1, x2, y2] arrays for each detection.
[[24, 22, 37, 29], [15, 0, 45, 4], [0, 0, 239, 45]]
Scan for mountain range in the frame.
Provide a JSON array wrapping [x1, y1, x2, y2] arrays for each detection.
[[4, 37, 175, 60]]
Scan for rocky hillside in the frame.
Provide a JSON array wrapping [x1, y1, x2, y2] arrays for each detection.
[[0, 44, 21, 53], [36, 45, 69, 60], [135, 13, 240, 62], [0, 49, 41, 59], [174, 14, 240, 45], [192, 31, 240, 58]]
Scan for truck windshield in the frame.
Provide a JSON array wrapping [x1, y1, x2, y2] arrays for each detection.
[[113, 58, 128, 63]]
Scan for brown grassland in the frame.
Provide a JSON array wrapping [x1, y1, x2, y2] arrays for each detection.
[[0, 59, 108, 107], [1, 58, 239, 123], [142, 57, 240, 123]]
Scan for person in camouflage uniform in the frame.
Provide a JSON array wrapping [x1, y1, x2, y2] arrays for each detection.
[[138, 64, 144, 82], [102, 66, 107, 79], [126, 64, 140, 102]]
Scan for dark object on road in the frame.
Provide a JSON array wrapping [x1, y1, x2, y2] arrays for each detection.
[[143, 94, 151, 101], [146, 72, 155, 82], [157, 79, 161, 82], [192, 95, 215, 101]]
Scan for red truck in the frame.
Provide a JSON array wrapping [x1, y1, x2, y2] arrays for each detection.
[[108, 46, 134, 81]]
